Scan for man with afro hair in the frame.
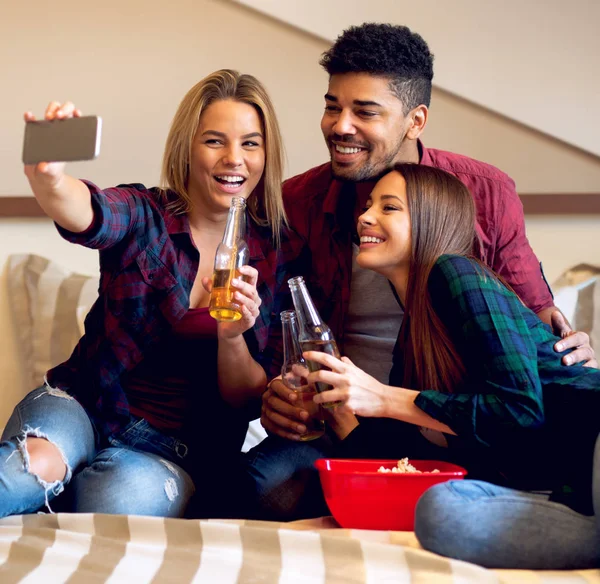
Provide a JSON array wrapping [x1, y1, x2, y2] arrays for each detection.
[[244, 22, 595, 521]]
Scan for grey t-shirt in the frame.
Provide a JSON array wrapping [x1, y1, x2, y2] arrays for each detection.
[[342, 244, 403, 384]]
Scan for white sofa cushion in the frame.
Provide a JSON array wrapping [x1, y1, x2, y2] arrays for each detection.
[[552, 263, 600, 350]]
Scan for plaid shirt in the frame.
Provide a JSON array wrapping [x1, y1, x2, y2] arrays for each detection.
[[408, 254, 600, 512], [47, 182, 288, 438], [266, 142, 555, 377]]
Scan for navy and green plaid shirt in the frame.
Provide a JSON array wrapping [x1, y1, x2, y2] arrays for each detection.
[[399, 255, 600, 512], [47, 182, 289, 439]]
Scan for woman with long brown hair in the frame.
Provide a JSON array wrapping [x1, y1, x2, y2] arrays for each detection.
[[307, 163, 600, 569]]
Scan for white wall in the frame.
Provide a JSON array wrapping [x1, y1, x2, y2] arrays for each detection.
[[2, 0, 600, 195], [0, 0, 329, 196], [232, 0, 600, 157]]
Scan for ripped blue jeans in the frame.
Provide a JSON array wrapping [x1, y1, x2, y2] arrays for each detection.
[[0, 385, 195, 518]]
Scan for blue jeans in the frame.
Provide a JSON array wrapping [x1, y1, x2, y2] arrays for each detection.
[[414, 434, 600, 569], [0, 385, 195, 518], [243, 435, 333, 520]]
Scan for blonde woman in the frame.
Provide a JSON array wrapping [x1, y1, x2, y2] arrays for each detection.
[[1, 70, 286, 518]]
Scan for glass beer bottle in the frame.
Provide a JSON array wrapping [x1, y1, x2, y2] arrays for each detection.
[[288, 276, 341, 408], [280, 310, 326, 440], [209, 196, 249, 322]]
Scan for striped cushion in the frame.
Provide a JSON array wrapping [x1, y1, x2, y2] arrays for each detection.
[[552, 263, 600, 349], [1, 513, 598, 583], [7, 254, 99, 390]]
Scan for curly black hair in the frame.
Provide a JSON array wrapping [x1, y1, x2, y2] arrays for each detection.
[[320, 23, 434, 112]]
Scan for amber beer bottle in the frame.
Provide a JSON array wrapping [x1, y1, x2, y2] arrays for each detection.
[[280, 310, 326, 440], [209, 197, 249, 321], [288, 276, 341, 408]]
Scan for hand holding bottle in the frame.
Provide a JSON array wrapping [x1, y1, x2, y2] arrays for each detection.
[[306, 351, 389, 418], [288, 276, 342, 408], [280, 310, 325, 441], [260, 377, 313, 440], [203, 265, 262, 339], [209, 196, 250, 322]]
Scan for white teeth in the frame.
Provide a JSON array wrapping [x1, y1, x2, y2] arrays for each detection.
[[335, 145, 362, 154], [360, 236, 384, 244], [216, 175, 244, 183]]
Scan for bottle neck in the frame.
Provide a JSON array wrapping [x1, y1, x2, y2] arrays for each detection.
[[288, 278, 329, 340], [222, 199, 246, 246], [281, 313, 303, 363]]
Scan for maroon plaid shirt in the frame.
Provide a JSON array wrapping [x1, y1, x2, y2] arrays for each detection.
[[264, 142, 554, 377], [47, 182, 287, 438]]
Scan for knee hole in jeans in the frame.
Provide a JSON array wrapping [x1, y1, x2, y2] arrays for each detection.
[[25, 437, 68, 484]]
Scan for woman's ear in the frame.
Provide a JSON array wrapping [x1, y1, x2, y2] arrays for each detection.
[[406, 105, 428, 140]]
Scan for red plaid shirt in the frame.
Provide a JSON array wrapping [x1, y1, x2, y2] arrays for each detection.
[[47, 182, 287, 438], [264, 142, 554, 377]]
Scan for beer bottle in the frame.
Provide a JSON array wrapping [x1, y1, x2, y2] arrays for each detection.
[[288, 276, 341, 408], [209, 196, 249, 321], [280, 310, 325, 440]]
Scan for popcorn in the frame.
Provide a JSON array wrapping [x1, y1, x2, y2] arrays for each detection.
[[377, 458, 440, 474]]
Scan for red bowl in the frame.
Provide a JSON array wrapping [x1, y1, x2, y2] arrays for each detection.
[[315, 458, 467, 531]]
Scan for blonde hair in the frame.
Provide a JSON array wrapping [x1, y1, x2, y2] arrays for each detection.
[[159, 69, 287, 245]]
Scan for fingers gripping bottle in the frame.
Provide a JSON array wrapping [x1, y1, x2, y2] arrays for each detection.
[[280, 310, 326, 440], [209, 196, 249, 322], [288, 276, 341, 408]]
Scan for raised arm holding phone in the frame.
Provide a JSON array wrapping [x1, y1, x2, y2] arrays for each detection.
[[23, 103, 95, 232], [1, 69, 287, 520]]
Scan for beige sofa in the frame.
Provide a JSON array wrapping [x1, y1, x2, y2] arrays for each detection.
[[2, 253, 600, 583]]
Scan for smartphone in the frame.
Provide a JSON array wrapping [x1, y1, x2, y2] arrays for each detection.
[[22, 115, 102, 164]]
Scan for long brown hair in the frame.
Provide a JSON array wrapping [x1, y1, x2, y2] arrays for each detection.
[[395, 163, 479, 393], [159, 69, 287, 245]]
